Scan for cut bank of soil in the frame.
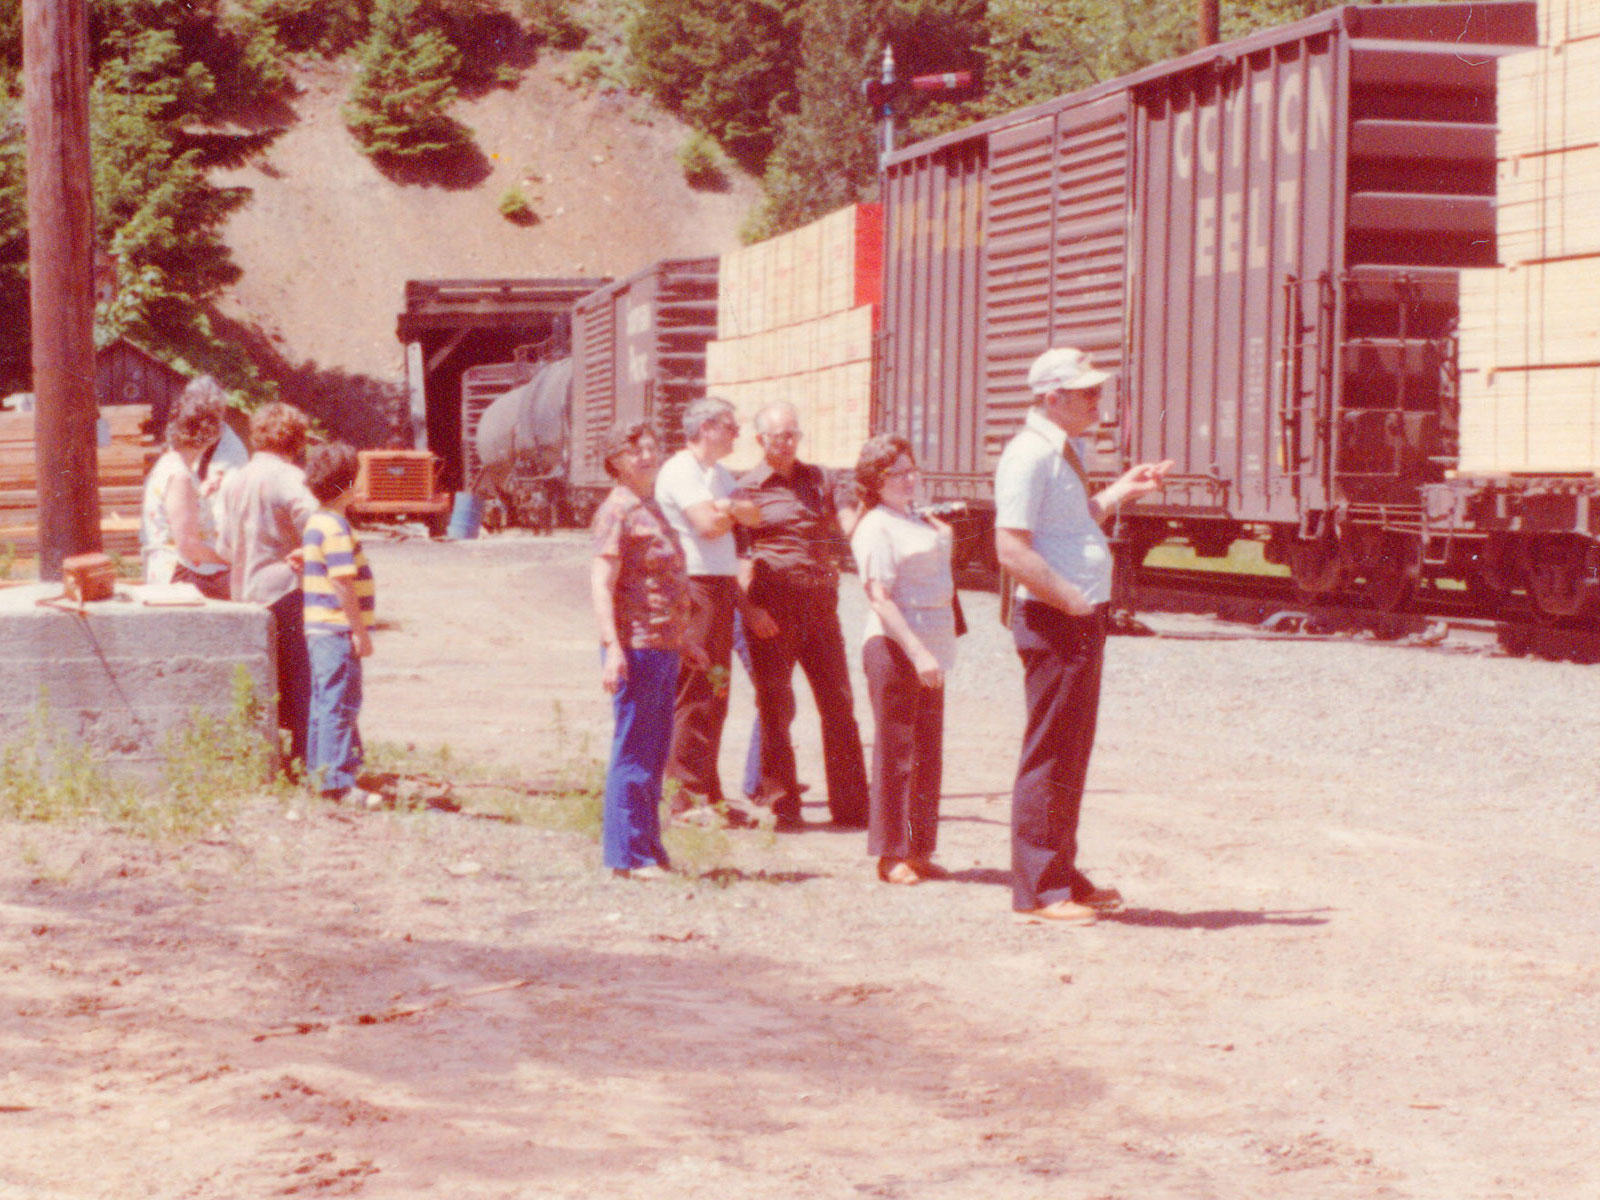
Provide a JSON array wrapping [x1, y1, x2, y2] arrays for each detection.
[[3, 531, 1599, 1199]]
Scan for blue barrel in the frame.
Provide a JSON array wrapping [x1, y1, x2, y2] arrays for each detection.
[[445, 491, 483, 540]]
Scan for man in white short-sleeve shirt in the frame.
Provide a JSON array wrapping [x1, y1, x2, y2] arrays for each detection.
[[653, 397, 760, 821], [994, 347, 1171, 926]]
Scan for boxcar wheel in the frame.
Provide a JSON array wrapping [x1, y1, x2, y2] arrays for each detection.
[[1289, 535, 1348, 596]]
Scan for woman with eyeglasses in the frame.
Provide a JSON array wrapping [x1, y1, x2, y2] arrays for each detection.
[[849, 434, 958, 885], [590, 421, 702, 879]]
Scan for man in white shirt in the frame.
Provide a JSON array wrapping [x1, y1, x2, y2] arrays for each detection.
[[654, 397, 760, 822], [994, 348, 1171, 926]]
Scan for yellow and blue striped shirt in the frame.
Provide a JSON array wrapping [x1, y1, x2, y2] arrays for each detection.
[[302, 510, 375, 633]]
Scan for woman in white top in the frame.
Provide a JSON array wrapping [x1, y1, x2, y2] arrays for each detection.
[[140, 394, 230, 599], [850, 434, 957, 885]]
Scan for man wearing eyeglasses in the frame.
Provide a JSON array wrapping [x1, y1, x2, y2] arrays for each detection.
[[654, 396, 761, 825], [995, 348, 1172, 925], [732, 401, 870, 831]]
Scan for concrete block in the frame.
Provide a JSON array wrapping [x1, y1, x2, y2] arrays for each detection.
[[0, 582, 278, 782]]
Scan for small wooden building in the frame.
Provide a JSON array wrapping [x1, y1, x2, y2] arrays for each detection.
[[95, 337, 187, 434]]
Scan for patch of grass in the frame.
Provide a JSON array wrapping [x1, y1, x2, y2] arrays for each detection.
[[365, 702, 606, 834], [498, 184, 537, 224], [150, 667, 278, 837], [0, 671, 278, 840], [0, 700, 129, 824], [1143, 538, 1290, 577], [675, 132, 726, 189]]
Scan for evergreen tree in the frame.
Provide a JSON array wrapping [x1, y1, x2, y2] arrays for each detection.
[[0, 99, 28, 396], [91, 29, 253, 377], [627, 0, 802, 174], [748, 0, 985, 240], [243, 0, 374, 57], [746, 0, 880, 240], [344, 0, 470, 161]]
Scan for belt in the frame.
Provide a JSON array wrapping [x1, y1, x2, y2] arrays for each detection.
[[767, 569, 838, 590]]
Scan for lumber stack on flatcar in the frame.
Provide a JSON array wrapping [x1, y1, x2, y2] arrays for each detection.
[[1457, 24, 1600, 474], [706, 204, 881, 469], [1539, 0, 1600, 42]]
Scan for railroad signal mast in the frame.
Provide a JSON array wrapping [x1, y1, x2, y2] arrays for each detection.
[[863, 44, 974, 167]]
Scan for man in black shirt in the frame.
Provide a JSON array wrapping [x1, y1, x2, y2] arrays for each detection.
[[735, 402, 870, 830]]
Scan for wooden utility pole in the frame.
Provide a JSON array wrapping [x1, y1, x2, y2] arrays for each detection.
[[23, 0, 101, 580], [1199, 0, 1221, 46]]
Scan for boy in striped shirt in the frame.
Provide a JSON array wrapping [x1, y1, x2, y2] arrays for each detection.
[[302, 443, 376, 804]]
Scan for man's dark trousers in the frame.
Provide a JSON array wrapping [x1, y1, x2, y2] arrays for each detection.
[[1009, 599, 1107, 911], [667, 575, 737, 804], [747, 579, 869, 825]]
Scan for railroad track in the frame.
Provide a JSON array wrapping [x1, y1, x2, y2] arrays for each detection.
[[1127, 566, 1600, 662]]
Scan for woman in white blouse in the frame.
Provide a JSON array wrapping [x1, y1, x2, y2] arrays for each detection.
[[850, 434, 957, 885], [140, 395, 230, 598]]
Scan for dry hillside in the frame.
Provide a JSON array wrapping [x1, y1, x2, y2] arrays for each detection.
[[212, 54, 762, 431]]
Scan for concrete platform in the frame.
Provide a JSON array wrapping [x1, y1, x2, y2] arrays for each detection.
[[0, 581, 277, 782]]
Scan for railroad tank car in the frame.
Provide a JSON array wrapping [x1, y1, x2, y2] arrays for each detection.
[[876, 1, 1540, 602]]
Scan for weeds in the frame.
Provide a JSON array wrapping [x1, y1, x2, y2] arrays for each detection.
[[0, 699, 129, 823], [498, 184, 537, 224], [676, 132, 726, 189], [0, 669, 276, 841], [154, 666, 278, 836], [365, 702, 607, 834]]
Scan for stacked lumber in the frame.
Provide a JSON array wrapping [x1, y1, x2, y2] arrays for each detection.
[[0, 404, 158, 560], [1540, 0, 1600, 46], [1456, 6, 1600, 473], [708, 205, 883, 469]]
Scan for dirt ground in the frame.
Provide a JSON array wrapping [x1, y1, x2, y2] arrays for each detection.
[[4, 530, 1600, 1199]]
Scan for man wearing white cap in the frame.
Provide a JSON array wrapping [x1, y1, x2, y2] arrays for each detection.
[[994, 347, 1172, 925]]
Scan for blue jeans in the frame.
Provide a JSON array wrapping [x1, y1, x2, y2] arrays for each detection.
[[732, 611, 761, 799], [307, 632, 364, 794], [603, 646, 678, 870]]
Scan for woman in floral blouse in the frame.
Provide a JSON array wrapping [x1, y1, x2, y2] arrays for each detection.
[[589, 421, 702, 878]]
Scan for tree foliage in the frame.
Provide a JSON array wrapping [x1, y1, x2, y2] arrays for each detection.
[[344, 0, 472, 161], [0, 2, 287, 394], [746, 0, 985, 240], [627, 0, 801, 174], [90, 29, 252, 377]]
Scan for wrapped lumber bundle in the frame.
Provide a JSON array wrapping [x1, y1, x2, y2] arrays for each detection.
[[0, 404, 157, 561], [707, 204, 882, 469], [1456, 8, 1600, 473], [1539, 0, 1600, 46]]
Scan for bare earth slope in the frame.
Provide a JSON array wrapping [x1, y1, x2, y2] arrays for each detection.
[[214, 56, 761, 388]]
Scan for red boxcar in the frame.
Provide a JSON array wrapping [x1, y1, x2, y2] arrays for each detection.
[[877, 1, 1538, 592]]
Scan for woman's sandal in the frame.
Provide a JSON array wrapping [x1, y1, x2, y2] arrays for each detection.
[[878, 858, 921, 886]]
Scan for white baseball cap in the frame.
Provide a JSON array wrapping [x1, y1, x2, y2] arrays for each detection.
[[1027, 347, 1111, 394]]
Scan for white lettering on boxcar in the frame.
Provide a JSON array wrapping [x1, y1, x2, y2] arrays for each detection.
[[1189, 57, 1330, 278]]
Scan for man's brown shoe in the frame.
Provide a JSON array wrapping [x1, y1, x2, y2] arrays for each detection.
[[1015, 899, 1098, 926]]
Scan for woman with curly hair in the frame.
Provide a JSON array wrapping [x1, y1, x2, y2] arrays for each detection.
[[850, 433, 958, 885], [140, 393, 231, 599]]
